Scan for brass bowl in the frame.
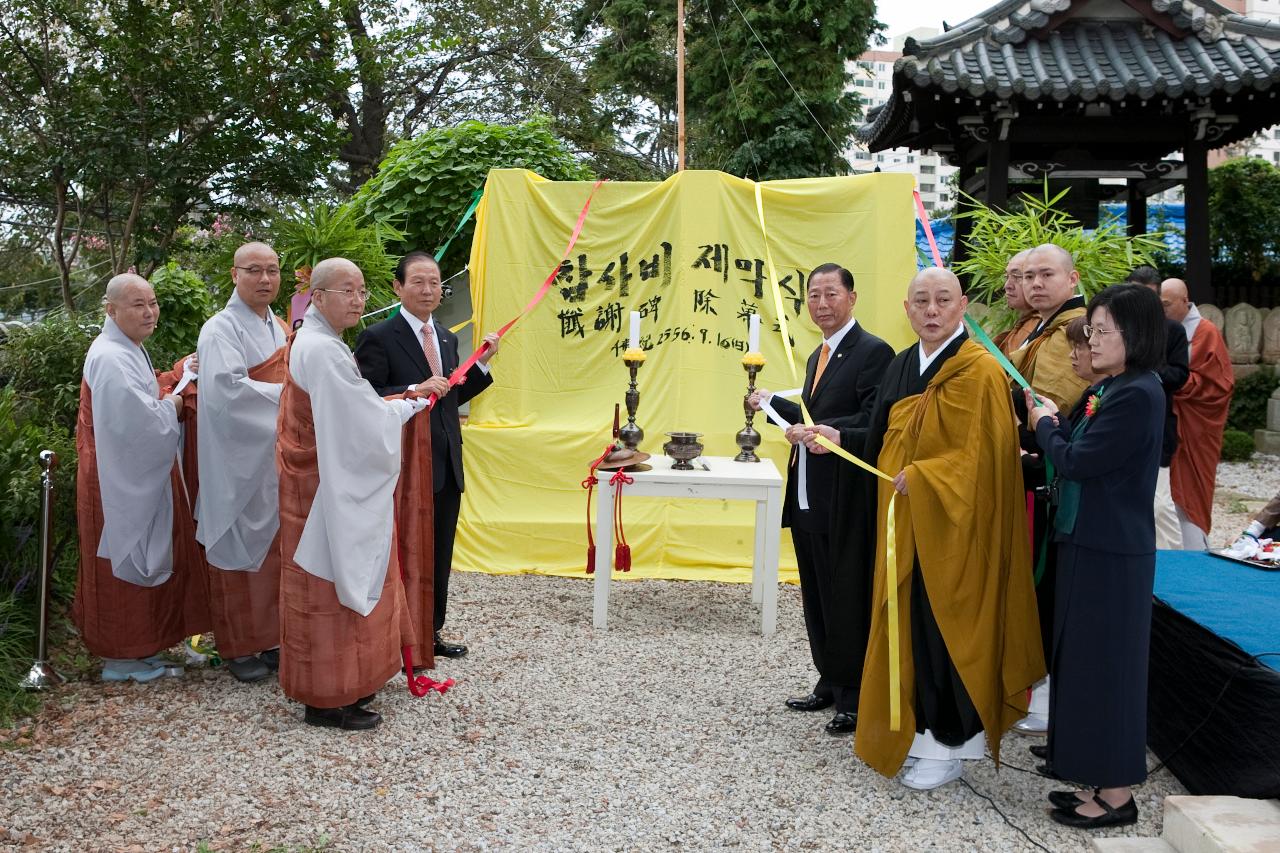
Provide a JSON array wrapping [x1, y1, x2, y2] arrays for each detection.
[[663, 431, 703, 470]]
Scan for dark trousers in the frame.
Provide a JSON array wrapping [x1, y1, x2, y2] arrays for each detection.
[[432, 464, 462, 633], [793, 525, 855, 713]]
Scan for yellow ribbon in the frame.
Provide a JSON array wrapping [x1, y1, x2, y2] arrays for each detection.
[[754, 183, 799, 384], [797, 400, 902, 732]]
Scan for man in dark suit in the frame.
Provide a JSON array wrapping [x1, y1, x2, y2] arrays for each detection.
[[354, 251, 498, 658], [749, 262, 893, 735], [1124, 266, 1189, 548]]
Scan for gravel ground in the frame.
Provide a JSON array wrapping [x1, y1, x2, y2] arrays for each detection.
[[1210, 454, 1280, 544], [5, 457, 1274, 853]]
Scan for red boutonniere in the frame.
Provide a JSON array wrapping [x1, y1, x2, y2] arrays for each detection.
[[1084, 393, 1102, 419]]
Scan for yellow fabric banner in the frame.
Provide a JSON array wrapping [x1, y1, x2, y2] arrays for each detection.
[[456, 168, 917, 583]]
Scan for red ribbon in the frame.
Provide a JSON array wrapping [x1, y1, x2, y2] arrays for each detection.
[[609, 469, 634, 572], [422, 179, 607, 410]]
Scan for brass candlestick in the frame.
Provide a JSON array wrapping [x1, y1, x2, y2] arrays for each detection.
[[735, 352, 765, 462], [619, 348, 646, 451]]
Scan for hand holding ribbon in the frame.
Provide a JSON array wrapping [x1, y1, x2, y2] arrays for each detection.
[[419, 180, 605, 412]]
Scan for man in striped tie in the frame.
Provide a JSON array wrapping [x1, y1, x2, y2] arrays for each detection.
[[355, 251, 499, 661]]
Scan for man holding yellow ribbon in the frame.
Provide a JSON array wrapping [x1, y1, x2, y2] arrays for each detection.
[[848, 267, 1044, 791], [749, 263, 893, 737]]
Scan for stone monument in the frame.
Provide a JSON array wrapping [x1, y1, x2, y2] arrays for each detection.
[[1262, 310, 1280, 364], [1226, 303, 1262, 365], [1200, 303, 1225, 331], [1255, 374, 1280, 455]]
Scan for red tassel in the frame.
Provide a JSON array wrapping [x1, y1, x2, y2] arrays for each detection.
[[586, 544, 596, 574], [615, 543, 630, 572]]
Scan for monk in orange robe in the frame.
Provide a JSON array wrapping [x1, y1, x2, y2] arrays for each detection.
[[276, 258, 429, 730], [1163, 279, 1235, 549], [73, 274, 210, 682]]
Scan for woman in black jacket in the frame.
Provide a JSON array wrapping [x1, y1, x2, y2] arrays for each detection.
[[1025, 284, 1166, 829]]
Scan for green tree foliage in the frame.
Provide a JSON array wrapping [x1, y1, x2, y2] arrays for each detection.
[[1227, 367, 1280, 434], [147, 264, 215, 367], [951, 186, 1166, 333], [1207, 157, 1280, 281], [322, 0, 611, 188], [0, 0, 346, 310], [572, 0, 880, 179], [272, 203, 406, 320], [352, 119, 594, 274]]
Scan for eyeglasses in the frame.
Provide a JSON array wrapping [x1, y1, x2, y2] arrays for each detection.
[[314, 288, 370, 302], [1082, 324, 1122, 340], [233, 265, 282, 277]]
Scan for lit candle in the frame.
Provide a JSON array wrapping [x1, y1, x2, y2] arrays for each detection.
[[629, 311, 641, 349], [748, 313, 760, 352]]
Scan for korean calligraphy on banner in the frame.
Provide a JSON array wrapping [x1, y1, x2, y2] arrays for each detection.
[[456, 168, 917, 583]]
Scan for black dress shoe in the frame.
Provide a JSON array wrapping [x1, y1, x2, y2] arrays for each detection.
[[303, 703, 382, 731], [355, 693, 376, 708], [1029, 743, 1049, 760], [824, 711, 856, 735], [784, 692, 834, 712], [1048, 789, 1093, 810], [258, 648, 280, 671], [1050, 795, 1138, 829], [433, 634, 468, 658]]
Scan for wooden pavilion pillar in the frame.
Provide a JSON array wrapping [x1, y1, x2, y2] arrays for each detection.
[[1183, 137, 1212, 305], [953, 161, 976, 267], [1126, 180, 1147, 237], [986, 138, 1010, 210]]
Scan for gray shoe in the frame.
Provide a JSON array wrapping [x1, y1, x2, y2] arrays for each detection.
[[227, 655, 271, 683]]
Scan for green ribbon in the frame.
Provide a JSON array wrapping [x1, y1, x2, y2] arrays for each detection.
[[434, 188, 485, 262], [963, 313, 1044, 406]]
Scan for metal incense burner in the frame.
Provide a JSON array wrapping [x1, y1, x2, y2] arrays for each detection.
[[663, 432, 704, 470]]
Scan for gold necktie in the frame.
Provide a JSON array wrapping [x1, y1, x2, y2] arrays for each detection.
[[810, 343, 831, 393]]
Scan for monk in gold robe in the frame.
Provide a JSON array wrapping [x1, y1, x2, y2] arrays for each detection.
[[992, 249, 1039, 356], [1008, 243, 1092, 736], [855, 268, 1044, 790]]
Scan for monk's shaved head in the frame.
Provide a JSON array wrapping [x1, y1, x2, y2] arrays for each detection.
[[908, 266, 962, 296], [233, 241, 278, 266], [310, 257, 361, 291], [1023, 243, 1080, 315], [905, 267, 968, 354], [1159, 277, 1191, 323], [104, 273, 151, 304], [309, 257, 366, 333], [103, 274, 159, 345], [1029, 243, 1075, 273], [1004, 250, 1034, 312], [231, 241, 281, 313]]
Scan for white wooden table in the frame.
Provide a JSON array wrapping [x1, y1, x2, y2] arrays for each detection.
[[592, 455, 783, 635]]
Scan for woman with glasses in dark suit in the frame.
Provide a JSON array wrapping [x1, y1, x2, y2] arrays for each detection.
[[1025, 284, 1166, 830]]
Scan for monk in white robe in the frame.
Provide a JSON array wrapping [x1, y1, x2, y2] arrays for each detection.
[[277, 258, 428, 730], [73, 274, 210, 682], [195, 242, 290, 682]]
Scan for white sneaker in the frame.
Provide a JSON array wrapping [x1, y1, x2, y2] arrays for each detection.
[[1012, 712, 1048, 735], [901, 757, 963, 790]]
